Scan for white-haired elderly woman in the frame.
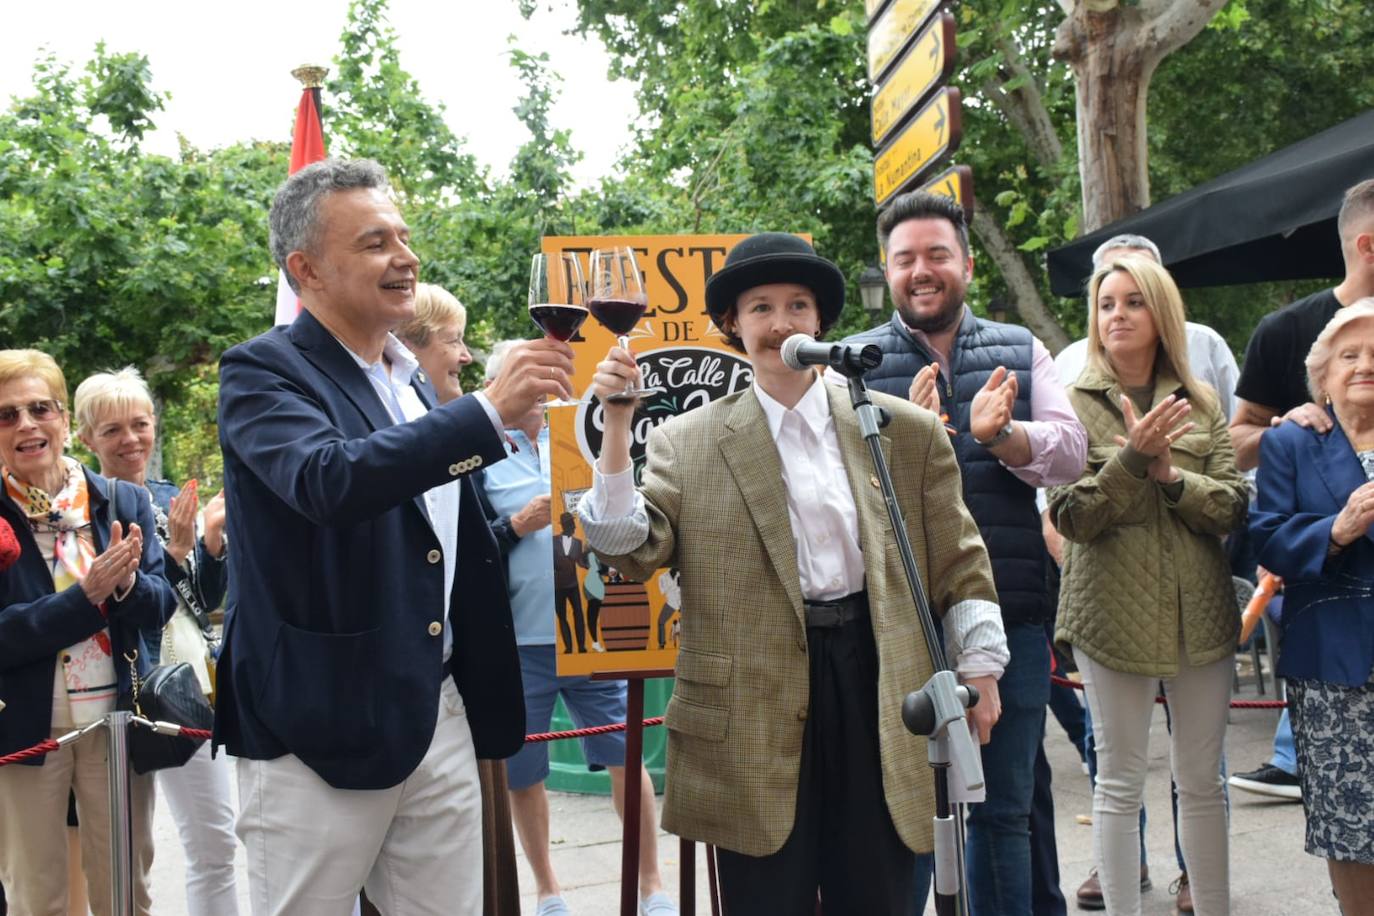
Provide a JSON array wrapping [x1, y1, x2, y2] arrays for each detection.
[[73, 367, 240, 916], [1251, 298, 1374, 912], [0, 349, 175, 916], [396, 282, 475, 404]]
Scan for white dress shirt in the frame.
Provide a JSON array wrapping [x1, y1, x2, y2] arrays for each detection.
[[581, 374, 1008, 677], [336, 332, 482, 661]]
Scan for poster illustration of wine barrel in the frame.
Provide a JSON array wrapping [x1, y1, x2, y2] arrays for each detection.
[[544, 234, 809, 677]]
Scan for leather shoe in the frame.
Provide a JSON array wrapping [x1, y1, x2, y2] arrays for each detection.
[[1075, 865, 1151, 910], [1170, 872, 1193, 914]]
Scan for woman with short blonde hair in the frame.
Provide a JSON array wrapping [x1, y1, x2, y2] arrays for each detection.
[[396, 282, 473, 404], [74, 366, 240, 916]]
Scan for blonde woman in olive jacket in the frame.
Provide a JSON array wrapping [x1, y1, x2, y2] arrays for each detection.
[[1049, 257, 1247, 916]]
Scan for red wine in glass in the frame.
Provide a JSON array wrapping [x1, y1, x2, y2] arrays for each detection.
[[530, 303, 589, 342], [586, 297, 647, 337], [588, 247, 648, 401]]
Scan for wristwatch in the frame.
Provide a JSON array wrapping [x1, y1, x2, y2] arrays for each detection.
[[974, 420, 1015, 448]]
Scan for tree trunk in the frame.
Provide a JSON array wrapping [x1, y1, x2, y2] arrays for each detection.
[[1054, 0, 1229, 232], [971, 199, 1071, 353]]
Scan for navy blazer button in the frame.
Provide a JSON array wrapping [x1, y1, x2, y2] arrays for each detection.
[[473, 455, 483, 467], [428, 621, 442, 636], [449, 463, 462, 475], [427, 549, 442, 564]]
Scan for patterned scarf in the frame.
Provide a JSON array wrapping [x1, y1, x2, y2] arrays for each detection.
[[4, 456, 117, 725]]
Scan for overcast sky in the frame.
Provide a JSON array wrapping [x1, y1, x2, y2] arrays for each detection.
[[0, 0, 639, 186]]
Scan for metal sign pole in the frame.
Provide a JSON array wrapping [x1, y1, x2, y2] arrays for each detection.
[[105, 710, 135, 916]]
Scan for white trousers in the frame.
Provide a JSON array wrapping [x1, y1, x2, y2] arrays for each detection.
[[157, 741, 240, 916], [235, 677, 483, 916], [1075, 646, 1232, 916]]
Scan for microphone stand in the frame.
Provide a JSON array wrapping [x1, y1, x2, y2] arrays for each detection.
[[841, 368, 984, 916]]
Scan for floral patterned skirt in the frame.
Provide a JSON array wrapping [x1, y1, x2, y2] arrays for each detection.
[[1289, 673, 1374, 863]]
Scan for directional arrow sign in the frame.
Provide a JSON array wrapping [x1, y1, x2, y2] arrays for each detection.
[[873, 87, 962, 207], [918, 164, 975, 220], [871, 12, 956, 145], [867, 0, 941, 82]]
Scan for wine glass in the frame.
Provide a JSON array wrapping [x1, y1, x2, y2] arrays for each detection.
[[587, 247, 649, 402], [529, 252, 589, 406]]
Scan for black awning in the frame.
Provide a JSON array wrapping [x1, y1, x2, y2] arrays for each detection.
[[1046, 108, 1374, 297]]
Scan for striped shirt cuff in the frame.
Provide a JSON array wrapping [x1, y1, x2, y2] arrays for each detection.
[[943, 598, 1009, 679], [577, 463, 650, 555]]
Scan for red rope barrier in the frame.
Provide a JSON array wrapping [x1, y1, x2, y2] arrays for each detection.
[[524, 716, 664, 744], [1052, 674, 1287, 709], [0, 738, 60, 767], [0, 713, 676, 766]]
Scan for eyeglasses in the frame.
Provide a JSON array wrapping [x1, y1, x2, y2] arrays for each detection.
[[0, 400, 64, 427]]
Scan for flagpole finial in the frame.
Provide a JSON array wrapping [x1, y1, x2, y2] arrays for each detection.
[[291, 65, 329, 89]]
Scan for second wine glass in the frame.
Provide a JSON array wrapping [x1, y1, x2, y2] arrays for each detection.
[[587, 247, 649, 402], [529, 252, 589, 406]]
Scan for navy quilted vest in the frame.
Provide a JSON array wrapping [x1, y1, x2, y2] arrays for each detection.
[[843, 309, 1048, 624]]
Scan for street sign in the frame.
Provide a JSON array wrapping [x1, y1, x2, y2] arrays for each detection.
[[873, 87, 962, 207], [918, 164, 974, 219], [871, 12, 956, 145], [867, 0, 941, 81]]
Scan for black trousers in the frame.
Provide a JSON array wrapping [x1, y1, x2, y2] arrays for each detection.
[[717, 613, 915, 915]]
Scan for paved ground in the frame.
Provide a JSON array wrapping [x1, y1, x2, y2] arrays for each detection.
[[140, 665, 1333, 915]]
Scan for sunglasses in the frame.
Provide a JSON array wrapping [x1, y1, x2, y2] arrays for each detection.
[[0, 399, 64, 427]]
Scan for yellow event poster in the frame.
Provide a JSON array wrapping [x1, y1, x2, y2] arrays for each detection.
[[542, 234, 766, 677]]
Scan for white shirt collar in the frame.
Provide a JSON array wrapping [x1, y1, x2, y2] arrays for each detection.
[[754, 372, 831, 443], [334, 332, 420, 388]]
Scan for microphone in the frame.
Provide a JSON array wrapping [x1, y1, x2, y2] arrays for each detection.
[[781, 334, 883, 377]]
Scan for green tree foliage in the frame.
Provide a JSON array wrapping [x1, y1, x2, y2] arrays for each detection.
[[0, 48, 285, 407]]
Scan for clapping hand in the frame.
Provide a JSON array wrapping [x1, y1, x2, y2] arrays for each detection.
[[202, 488, 226, 558], [1332, 481, 1374, 548], [82, 521, 142, 606], [908, 364, 941, 415], [1113, 394, 1194, 483], [166, 478, 199, 565], [969, 366, 1017, 444]]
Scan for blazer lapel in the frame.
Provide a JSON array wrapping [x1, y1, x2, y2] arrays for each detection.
[[289, 310, 435, 525], [718, 389, 806, 627], [289, 310, 397, 435], [1314, 417, 1368, 509]]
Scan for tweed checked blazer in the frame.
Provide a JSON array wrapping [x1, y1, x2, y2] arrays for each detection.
[[597, 382, 998, 856]]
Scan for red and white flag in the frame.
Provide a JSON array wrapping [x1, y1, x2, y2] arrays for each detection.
[[274, 82, 328, 326]]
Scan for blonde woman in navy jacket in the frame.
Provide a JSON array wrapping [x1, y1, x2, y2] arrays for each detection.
[[1251, 298, 1374, 912]]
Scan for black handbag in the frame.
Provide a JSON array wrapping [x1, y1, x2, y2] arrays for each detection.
[[109, 479, 213, 774], [123, 654, 212, 774]]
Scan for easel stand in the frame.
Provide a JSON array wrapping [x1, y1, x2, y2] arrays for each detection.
[[843, 372, 985, 916], [590, 667, 674, 916]]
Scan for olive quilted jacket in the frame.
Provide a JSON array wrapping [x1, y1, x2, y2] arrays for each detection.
[[1049, 365, 1247, 676]]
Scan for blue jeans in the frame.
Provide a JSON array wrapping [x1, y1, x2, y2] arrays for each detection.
[[1269, 708, 1297, 775], [913, 621, 1050, 916]]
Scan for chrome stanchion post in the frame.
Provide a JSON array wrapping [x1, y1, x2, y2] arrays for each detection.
[[105, 710, 135, 916]]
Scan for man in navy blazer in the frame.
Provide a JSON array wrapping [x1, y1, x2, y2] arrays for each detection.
[[216, 158, 575, 915]]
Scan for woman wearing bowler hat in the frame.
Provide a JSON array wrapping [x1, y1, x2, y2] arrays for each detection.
[[577, 232, 1009, 912]]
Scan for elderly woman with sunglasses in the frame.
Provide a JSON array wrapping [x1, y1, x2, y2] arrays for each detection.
[[0, 349, 175, 916], [73, 366, 239, 916]]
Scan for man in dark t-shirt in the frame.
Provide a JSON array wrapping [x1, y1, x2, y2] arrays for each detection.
[[1230, 179, 1374, 470]]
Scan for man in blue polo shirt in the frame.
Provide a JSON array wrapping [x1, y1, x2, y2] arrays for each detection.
[[478, 342, 676, 916]]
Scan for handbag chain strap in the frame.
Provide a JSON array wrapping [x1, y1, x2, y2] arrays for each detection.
[[124, 649, 145, 719]]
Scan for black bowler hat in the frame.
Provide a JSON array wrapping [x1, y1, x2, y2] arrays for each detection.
[[704, 233, 846, 329]]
